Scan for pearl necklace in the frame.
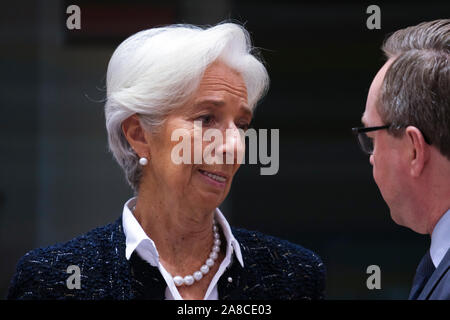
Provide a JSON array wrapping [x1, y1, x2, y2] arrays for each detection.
[[132, 206, 221, 287], [173, 220, 221, 287]]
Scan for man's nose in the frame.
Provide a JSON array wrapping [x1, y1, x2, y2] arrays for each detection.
[[369, 154, 374, 166]]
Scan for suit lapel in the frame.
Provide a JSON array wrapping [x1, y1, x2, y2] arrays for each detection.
[[418, 248, 450, 300]]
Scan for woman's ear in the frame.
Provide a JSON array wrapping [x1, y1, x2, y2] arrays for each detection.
[[405, 126, 429, 177], [121, 114, 150, 157]]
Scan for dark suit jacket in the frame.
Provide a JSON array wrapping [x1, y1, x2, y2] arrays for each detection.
[[7, 217, 326, 300], [409, 248, 450, 300]]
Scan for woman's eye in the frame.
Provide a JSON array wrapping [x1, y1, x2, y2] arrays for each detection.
[[196, 114, 215, 126], [238, 122, 250, 131]]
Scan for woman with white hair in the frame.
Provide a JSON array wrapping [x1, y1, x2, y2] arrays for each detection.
[[8, 23, 325, 300]]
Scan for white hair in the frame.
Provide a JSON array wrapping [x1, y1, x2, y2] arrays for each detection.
[[104, 22, 270, 192]]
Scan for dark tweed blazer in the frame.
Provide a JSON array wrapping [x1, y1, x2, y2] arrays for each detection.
[[7, 217, 326, 300]]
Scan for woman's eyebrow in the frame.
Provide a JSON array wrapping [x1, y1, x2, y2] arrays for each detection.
[[193, 98, 225, 108], [193, 98, 253, 117]]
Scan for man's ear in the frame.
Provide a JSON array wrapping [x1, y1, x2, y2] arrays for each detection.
[[121, 114, 150, 158], [405, 126, 429, 177]]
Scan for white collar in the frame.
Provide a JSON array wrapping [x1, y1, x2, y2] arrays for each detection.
[[430, 209, 450, 268], [122, 197, 244, 267]]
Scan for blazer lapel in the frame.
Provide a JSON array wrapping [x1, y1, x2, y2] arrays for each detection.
[[110, 217, 135, 299], [112, 216, 167, 299], [418, 248, 450, 300], [218, 256, 248, 300]]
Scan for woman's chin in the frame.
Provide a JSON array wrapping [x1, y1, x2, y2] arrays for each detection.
[[195, 189, 227, 209], [193, 184, 229, 210]]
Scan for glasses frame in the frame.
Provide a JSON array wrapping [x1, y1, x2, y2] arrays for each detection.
[[352, 125, 391, 155], [352, 125, 391, 135], [352, 124, 431, 155]]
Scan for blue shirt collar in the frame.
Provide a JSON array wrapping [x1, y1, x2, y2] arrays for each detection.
[[430, 209, 450, 268]]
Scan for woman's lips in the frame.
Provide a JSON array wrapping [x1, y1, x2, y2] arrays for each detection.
[[198, 169, 228, 187]]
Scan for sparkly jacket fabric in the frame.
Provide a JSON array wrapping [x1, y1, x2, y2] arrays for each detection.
[[7, 217, 326, 300]]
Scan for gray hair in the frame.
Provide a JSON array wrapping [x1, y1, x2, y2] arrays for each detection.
[[380, 19, 450, 159], [104, 23, 270, 192]]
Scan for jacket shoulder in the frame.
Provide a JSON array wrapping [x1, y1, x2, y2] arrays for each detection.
[[232, 227, 324, 270], [7, 219, 124, 300], [232, 227, 326, 299]]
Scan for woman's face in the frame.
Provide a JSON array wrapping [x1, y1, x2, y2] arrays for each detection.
[[142, 61, 251, 211]]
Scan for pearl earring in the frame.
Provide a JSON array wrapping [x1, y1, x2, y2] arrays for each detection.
[[139, 157, 148, 166]]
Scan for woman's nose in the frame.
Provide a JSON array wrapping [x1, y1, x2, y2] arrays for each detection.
[[217, 125, 245, 164]]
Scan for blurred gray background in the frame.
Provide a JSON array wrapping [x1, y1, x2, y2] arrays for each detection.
[[1, 0, 448, 299]]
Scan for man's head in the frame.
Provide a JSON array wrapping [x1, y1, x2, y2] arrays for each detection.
[[361, 19, 450, 234]]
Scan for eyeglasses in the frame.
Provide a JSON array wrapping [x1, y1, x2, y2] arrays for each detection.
[[352, 124, 432, 155], [352, 125, 391, 155]]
